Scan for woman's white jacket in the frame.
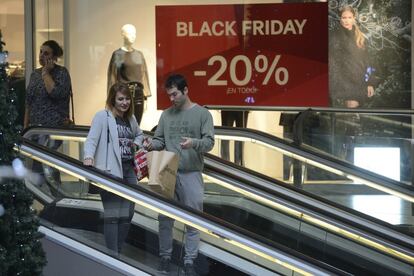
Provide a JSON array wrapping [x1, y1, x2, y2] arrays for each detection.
[[84, 109, 144, 178]]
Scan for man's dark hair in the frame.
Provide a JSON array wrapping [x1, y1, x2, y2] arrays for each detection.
[[165, 74, 187, 94]]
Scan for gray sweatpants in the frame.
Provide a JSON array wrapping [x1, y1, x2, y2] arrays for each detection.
[[158, 171, 204, 264]]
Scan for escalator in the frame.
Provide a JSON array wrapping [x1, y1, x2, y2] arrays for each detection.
[[18, 132, 343, 276], [18, 126, 414, 275]]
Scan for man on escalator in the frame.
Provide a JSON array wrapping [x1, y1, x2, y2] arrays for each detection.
[[144, 74, 215, 275]]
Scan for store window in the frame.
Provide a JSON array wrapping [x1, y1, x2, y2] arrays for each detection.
[[34, 0, 64, 68], [1, 0, 25, 124], [31, 0, 412, 130], [0, 0, 25, 75], [1, 0, 25, 78], [31, 0, 283, 130]]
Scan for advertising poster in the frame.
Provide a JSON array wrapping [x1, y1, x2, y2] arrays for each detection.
[[156, 3, 328, 109], [327, 0, 412, 183], [328, 0, 411, 108]]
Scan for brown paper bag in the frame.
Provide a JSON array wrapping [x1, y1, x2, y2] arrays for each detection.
[[146, 150, 179, 199]]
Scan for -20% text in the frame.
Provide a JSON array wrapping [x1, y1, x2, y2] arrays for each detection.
[[194, 54, 289, 86]]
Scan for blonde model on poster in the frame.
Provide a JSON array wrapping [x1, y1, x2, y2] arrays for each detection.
[[329, 5, 376, 108]]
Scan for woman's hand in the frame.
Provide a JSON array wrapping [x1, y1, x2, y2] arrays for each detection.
[[42, 58, 55, 75], [367, 86, 375, 98], [142, 137, 153, 151], [143, 141, 153, 151], [83, 157, 94, 166], [41, 58, 56, 93]]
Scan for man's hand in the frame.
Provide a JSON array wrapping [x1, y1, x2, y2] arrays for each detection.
[[180, 137, 193, 149]]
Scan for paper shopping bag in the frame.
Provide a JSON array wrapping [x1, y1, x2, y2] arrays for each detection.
[[133, 149, 148, 181], [146, 150, 179, 199]]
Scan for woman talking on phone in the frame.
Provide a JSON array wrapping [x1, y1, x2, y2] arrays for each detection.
[[24, 40, 72, 191], [25, 40, 72, 129]]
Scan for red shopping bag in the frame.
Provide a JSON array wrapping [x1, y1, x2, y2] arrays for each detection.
[[133, 149, 148, 181]]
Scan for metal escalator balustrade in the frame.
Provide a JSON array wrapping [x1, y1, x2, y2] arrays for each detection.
[[203, 158, 414, 267], [214, 126, 414, 203], [213, 127, 414, 236], [16, 138, 344, 276], [206, 106, 414, 186], [26, 125, 414, 203], [20, 126, 414, 274]]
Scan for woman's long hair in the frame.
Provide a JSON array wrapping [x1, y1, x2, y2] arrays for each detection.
[[106, 83, 134, 119], [340, 6, 365, 49]]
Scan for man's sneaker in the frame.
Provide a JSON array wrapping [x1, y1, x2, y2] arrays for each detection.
[[184, 263, 196, 276], [157, 257, 170, 274]]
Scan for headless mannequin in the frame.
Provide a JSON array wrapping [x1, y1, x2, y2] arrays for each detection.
[[107, 24, 151, 124]]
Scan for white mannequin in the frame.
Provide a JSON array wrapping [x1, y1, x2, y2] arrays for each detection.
[[121, 24, 136, 52], [107, 23, 151, 124]]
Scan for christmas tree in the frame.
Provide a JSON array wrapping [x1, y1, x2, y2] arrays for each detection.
[[0, 30, 46, 275]]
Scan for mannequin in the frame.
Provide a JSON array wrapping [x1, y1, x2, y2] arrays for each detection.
[[107, 24, 151, 124]]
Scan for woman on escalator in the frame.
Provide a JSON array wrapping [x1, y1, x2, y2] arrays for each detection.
[[83, 82, 144, 256]]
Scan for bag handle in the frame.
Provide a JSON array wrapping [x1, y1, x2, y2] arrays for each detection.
[[105, 111, 110, 171], [70, 89, 75, 123], [69, 87, 75, 124]]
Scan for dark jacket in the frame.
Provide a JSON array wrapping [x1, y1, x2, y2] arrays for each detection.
[[26, 65, 71, 127], [329, 25, 375, 104]]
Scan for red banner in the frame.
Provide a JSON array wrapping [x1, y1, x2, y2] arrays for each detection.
[[156, 3, 328, 109]]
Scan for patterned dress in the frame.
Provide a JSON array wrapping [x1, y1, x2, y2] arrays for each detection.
[[26, 64, 72, 127]]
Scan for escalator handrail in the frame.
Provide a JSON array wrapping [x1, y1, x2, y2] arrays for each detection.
[[24, 125, 414, 197], [205, 105, 414, 115], [214, 125, 414, 195]]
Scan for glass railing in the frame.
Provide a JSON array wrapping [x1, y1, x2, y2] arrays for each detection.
[[290, 110, 413, 184], [19, 126, 414, 275], [212, 124, 414, 235], [208, 107, 413, 185]]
